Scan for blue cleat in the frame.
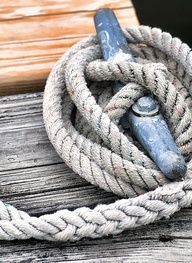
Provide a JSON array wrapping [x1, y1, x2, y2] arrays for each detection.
[[94, 8, 187, 180]]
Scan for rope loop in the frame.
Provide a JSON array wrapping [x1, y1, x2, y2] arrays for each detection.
[[0, 26, 192, 241], [44, 26, 192, 198]]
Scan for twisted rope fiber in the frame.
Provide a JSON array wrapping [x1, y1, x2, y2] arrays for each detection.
[[1, 26, 192, 241]]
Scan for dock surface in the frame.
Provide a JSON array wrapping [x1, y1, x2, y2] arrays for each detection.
[[0, 1, 191, 262], [0, 0, 138, 96]]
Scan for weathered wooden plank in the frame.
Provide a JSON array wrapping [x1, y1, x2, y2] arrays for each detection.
[[0, 37, 80, 95], [0, 91, 192, 262], [0, 8, 138, 45], [0, 93, 60, 170], [0, 0, 131, 20], [0, 163, 117, 215], [0, 92, 117, 215], [0, 8, 138, 46], [0, 211, 192, 262], [0, 6, 138, 95]]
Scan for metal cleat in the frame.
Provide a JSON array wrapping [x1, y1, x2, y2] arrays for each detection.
[[94, 8, 187, 180]]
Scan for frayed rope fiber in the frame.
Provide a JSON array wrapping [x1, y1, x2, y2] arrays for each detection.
[[1, 26, 192, 241]]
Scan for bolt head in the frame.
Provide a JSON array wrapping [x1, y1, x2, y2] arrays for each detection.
[[132, 96, 159, 116]]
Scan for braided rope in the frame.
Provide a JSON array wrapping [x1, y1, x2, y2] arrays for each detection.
[[1, 26, 192, 241]]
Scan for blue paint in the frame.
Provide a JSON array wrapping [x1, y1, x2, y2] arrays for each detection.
[[94, 8, 134, 62], [127, 96, 187, 179], [94, 8, 187, 179]]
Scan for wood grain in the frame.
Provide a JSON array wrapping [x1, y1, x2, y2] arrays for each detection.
[[0, 37, 80, 94], [0, 92, 117, 215], [0, 0, 131, 20], [0, 8, 137, 44], [0, 1, 138, 95], [0, 92, 192, 262]]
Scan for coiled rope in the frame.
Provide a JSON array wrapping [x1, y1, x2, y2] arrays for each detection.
[[1, 26, 192, 241]]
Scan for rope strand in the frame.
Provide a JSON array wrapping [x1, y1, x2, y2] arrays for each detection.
[[1, 26, 192, 241]]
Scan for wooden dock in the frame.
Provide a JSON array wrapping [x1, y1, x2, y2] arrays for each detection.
[[0, 1, 192, 262], [0, 0, 138, 96]]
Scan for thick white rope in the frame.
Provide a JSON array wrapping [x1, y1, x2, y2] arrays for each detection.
[[1, 26, 192, 241]]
